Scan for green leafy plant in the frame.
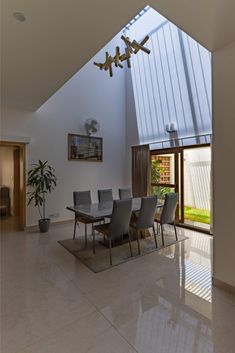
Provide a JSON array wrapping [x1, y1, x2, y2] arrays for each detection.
[[151, 158, 164, 184], [27, 160, 57, 219], [151, 158, 172, 198]]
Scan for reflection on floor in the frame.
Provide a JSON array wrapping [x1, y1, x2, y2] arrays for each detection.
[[1, 221, 235, 353], [184, 219, 211, 230]]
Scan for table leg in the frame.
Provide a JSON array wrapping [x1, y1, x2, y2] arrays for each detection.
[[73, 217, 77, 240]]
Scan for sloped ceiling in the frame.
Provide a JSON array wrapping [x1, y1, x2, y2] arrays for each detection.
[[1, 0, 235, 111]]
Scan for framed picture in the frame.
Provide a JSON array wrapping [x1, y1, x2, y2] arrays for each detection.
[[68, 134, 103, 162]]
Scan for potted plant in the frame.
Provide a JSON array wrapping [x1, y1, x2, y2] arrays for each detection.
[[27, 160, 57, 233]]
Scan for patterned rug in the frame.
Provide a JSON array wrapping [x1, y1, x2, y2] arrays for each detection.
[[59, 230, 188, 273]]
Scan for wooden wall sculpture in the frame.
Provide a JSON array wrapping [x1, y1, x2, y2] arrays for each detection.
[[94, 35, 151, 77]]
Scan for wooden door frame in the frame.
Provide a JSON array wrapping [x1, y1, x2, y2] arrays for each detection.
[[150, 143, 211, 234], [0, 141, 26, 229], [150, 150, 181, 222]]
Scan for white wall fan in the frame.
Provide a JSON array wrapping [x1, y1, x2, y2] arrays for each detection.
[[84, 119, 100, 136]]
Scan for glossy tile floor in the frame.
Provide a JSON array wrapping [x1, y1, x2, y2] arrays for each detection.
[[1, 217, 235, 353]]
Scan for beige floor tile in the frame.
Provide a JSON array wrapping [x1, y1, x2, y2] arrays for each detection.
[[2, 288, 96, 353], [19, 311, 136, 353], [1, 218, 235, 353]]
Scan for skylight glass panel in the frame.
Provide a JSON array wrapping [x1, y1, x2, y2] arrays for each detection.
[[125, 7, 212, 145]]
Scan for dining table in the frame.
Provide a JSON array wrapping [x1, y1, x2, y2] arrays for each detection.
[[66, 197, 164, 243]]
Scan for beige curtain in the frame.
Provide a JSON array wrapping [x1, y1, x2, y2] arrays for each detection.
[[132, 144, 151, 197]]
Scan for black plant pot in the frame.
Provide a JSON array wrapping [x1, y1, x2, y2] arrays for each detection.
[[39, 218, 50, 233]]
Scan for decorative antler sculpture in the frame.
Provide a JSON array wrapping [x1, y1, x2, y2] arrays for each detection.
[[94, 35, 151, 77]]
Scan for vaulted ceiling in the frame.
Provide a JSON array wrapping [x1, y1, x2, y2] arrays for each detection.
[[1, 0, 235, 111]]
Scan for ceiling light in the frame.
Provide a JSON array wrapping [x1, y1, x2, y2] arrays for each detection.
[[13, 12, 26, 22]]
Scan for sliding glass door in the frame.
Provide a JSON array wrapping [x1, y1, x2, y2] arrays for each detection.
[[151, 152, 181, 222], [183, 147, 211, 230], [151, 145, 211, 232]]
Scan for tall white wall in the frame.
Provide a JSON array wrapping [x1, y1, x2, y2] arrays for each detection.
[[125, 70, 139, 185], [1, 34, 127, 226], [213, 40, 235, 287]]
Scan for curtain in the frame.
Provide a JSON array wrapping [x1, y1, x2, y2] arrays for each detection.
[[132, 144, 150, 197]]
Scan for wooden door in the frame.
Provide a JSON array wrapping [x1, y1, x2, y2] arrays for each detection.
[[0, 141, 26, 229], [13, 148, 20, 216]]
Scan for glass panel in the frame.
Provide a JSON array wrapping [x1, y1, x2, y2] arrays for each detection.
[[151, 185, 175, 201], [151, 154, 175, 185], [178, 153, 182, 222], [183, 147, 211, 230], [128, 8, 212, 145]]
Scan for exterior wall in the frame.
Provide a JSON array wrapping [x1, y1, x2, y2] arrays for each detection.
[[213, 40, 235, 287], [1, 34, 127, 226], [184, 148, 211, 210]]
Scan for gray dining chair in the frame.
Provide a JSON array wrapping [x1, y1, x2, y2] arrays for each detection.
[[73, 190, 104, 245], [130, 196, 158, 255], [119, 188, 132, 200], [98, 189, 113, 203], [155, 193, 178, 246], [93, 199, 133, 265]]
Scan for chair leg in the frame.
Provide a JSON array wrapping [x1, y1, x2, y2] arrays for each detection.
[[156, 222, 160, 235], [137, 230, 141, 255], [174, 222, 178, 241], [128, 232, 133, 257], [161, 224, 164, 246], [152, 226, 158, 248], [73, 218, 77, 240], [92, 227, 96, 254], [108, 237, 112, 265], [85, 223, 88, 247]]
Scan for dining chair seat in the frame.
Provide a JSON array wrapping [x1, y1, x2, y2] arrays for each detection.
[[154, 193, 178, 246], [130, 196, 158, 254], [94, 222, 110, 235], [73, 190, 104, 245], [154, 213, 161, 223], [92, 199, 133, 265], [129, 219, 137, 228], [76, 215, 101, 224]]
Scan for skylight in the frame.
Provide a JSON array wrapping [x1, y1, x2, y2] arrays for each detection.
[[123, 6, 150, 31], [125, 7, 212, 146]]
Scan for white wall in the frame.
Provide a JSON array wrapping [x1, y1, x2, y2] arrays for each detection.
[[213, 40, 235, 287], [1, 34, 127, 226], [125, 70, 139, 185], [0, 146, 14, 213]]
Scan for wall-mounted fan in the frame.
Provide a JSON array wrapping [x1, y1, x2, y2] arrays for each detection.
[[84, 119, 100, 136]]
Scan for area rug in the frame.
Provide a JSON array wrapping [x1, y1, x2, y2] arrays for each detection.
[[58, 231, 188, 273]]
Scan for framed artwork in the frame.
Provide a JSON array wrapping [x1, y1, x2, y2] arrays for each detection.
[[68, 133, 103, 162]]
